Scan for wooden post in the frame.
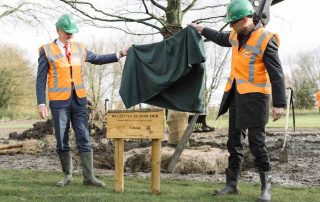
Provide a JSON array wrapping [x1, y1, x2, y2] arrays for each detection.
[[151, 139, 161, 194], [167, 113, 199, 172], [114, 138, 124, 192]]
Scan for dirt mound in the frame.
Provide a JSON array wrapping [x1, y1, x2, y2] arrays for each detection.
[[9, 120, 54, 140], [125, 146, 229, 174]]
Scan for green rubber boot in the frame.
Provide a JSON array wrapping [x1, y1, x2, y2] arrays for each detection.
[[56, 152, 73, 187], [79, 152, 105, 187]]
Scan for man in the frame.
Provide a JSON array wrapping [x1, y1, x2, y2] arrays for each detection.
[[316, 90, 320, 112], [36, 14, 127, 187], [191, 0, 286, 201]]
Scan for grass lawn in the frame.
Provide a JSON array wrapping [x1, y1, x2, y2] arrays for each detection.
[[207, 110, 320, 128], [0, 169, 319, 202]]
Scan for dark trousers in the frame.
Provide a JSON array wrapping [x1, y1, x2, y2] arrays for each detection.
[[51, 92, 91, 153], [227, 98, 271, 173]]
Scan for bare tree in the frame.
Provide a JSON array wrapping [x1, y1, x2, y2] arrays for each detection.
[[82, 40, 119, 122], [205, 43, 230, 107], [57, 0, 228, 36], [0, 1, 61, 25], [82, 35, 150, 121]]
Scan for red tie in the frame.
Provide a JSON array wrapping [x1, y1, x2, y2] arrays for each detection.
[[63, 44, 71, 63], [64, 44, 73, 79]]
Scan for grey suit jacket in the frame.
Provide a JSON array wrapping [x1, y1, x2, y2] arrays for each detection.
[[36, 40, 118, 108]]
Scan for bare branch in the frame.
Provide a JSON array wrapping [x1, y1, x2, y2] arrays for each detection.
[[142, 0, 149, 13], [150, 0, 166, 11], [192, 15, 226, 24], [190, 4, 228, 11], [182, 0, 198, 14], [83, 20, 161, 36], [0, 3, 24, 18], [206, 47, 231, 105], [59, 0, 162, 31]]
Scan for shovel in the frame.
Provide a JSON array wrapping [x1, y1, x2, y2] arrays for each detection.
[[279, 88, 292, 163]]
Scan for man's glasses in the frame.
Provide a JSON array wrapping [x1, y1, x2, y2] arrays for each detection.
[[230, 18, 242, 26]]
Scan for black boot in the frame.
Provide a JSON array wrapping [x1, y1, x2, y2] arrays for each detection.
[[200, 115, 214, 132], [258, 171, 272, 202], [213, 169, 240, 195]]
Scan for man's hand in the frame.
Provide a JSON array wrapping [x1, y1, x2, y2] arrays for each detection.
[[272, 107, 284, 121], [38, 105, 48, 119], [190, 23, 205, 33], [119, 48, 128, 58]]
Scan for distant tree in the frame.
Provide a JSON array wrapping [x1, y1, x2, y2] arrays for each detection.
[[205, 44, 230, 107], [0, 1, 60, 26], [83, 40, 123, 122], [0, 44, 35, 116], [289, 50, 320, 109]]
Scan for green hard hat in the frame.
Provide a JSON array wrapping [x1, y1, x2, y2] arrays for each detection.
[[56, 14, 79, 34], [224, 0, 255, 23]]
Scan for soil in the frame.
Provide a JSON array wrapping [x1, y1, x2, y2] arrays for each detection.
[[0, 119, 319, 187]]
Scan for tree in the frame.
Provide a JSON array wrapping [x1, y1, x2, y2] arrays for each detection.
[[0, 1, 61, 26], [57, 0, 228, 36], [289, 49, 320, 109], [83, 40, 124, 122], [205, 43, 230, 107], [0, 44, 35, 117]]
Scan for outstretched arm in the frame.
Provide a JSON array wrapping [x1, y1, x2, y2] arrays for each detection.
[[190, 23, 232, 47], [85, 48, 128, 65], [85, 50, 118, 64]]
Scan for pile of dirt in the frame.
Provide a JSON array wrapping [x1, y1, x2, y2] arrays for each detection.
[[8, 120, 54, 140], [125, 146, 228, 174]]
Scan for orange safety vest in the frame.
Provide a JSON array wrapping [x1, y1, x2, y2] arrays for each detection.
[[316, 91, 320, 107], [41, 42, 87, 101], [224, 28, 279, 94]]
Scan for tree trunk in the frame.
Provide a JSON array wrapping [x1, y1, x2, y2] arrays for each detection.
[[161, 0, 182, 38]]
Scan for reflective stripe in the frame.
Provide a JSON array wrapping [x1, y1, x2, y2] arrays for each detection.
[[236, 79, 270, 88], [230, 39, 237, 46], [53, 53, 65, 60], [237, 79, 246, 84], [229, 32, 237, 46], [44, 44, 59, 88], [247, 31, 269, 83], [75, 83, 85, 90], [48, 87, 71, 92], [255, 82, 271, 87], [244, 44, 262, 55], [227, 77, 233, 84]]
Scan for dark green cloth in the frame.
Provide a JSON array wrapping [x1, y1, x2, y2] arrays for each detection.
[[119, 26, 206, 113]]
